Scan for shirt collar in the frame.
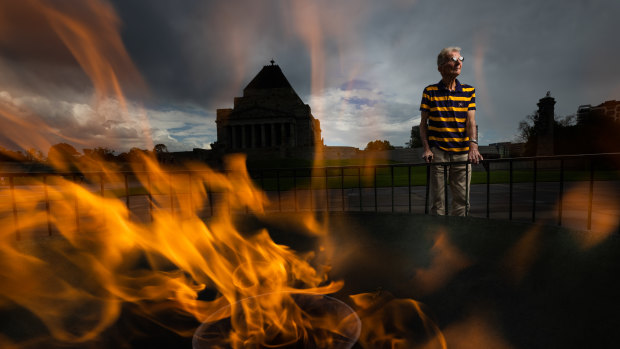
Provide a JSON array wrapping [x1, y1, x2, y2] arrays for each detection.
[[438, 79, 462, 92]]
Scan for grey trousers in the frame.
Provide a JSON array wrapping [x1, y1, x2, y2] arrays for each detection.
[[430, 147, 471, 216]]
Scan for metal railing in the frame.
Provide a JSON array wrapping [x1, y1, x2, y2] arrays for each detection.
[[2, 153, 619, 240]]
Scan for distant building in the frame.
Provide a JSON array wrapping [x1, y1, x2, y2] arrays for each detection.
[[535, 91, 556, 156], [577, 100, 620, 124], [488, 142, 525, 158], [212, 61, 322, 159]]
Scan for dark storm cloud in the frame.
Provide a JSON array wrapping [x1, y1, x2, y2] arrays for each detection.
[[1, 0, 619, 151]]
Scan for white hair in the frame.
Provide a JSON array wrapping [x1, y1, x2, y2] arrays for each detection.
[[437, 46, 462, 66]]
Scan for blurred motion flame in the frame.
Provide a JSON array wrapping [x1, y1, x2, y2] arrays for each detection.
[[0, 0, 446, 348]]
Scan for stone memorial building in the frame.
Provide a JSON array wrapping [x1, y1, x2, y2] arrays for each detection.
[[213, 61, 322, 159]]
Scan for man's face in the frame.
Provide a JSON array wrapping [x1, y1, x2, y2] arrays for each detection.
[[438, 50, 462, 77]]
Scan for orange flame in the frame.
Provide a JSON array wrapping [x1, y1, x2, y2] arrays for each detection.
[[351, 291, 447, 349], [0, 1, 450, 347]]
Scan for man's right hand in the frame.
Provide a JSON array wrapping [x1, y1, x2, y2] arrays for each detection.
[[422, 149, 434, 163]]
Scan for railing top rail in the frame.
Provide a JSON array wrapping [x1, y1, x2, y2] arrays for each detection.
[[1, 152, 619, 177]]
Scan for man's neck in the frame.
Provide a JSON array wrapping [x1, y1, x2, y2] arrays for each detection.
[[441, 76, 458, 91]]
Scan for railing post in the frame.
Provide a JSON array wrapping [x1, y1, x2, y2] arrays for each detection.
[[310, 169, 314, 212], [408, 166, 412, 213], [293, 169, 298, 212], [532, 159, 537, 222], [341, 168, 345, 212], [276, 170, 282, 212], [465, 161, 470, 217], [425, 165, 430, 215], [374, 167, 378, 212], [509, 160, 513, 220], [10, 176, 20, 240], [558, 159, 564, 227], [44, 175, 52, 236], [147, 174, 153, 222], [325, 168, 329, 212], [391, 166, 394, 212], [73, 174, 80, 233], [358, 167, 362, 212], [443, 164, 448, 216], [588, 158, 595, 230], [124, 173, 130, 219], [169, 173, 174, 216], [486, 161, 490, 218]]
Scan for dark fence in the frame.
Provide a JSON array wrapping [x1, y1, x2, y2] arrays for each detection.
[[2, 153, 619, 239]]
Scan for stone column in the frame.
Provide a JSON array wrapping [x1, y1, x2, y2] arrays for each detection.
[[251, 124, 256, 148], [241, 125, 247, 149], [261, 124, 266, 147], [230, 126, 236, 149]]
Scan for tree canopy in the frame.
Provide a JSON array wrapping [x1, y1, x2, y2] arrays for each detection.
[[364, 140, 395, 151]]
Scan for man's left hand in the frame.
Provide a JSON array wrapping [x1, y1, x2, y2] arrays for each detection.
[[468, 147, 483, 164]]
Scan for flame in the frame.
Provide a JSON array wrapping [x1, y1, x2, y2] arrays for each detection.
[[351, 291, 447, 349], [413, 231, 473, 295], [557, 182, 619, 249], [1, 153, 349, 346], [501, 225, 543, 284], [0, 1, 451, 347]]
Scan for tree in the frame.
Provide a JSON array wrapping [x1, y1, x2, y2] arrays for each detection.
[[127, 147, 150, 162], [153, 144, 168, 153], [48, 143, 80, 162], [83, 147, 116, 162], [364, 140, 395, 151], [25, 148, 44, 162], [406, 125, 422, 148]]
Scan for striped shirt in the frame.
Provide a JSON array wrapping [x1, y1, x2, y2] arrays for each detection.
[[420, 79, 476, 153]]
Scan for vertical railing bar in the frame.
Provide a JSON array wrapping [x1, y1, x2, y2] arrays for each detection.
[[341, 168, 345, 212], [189, 173, 196, 215], [374, 167, 378, 212], [73, 174, 80, 233], [588, 158, 594, 230], [408, 166, 412, 213], [325, 168, 329, 212], [10, 176, 20, 240], [208, 182, 214, 217], [532, 159, 537, 222], [486, 162, 491, 218], [124, 173, 130, 220], [44, 175, 52, 236], [425, 165, 430, 215], [391, 166, 394, 212], [310, 169, 314, 212], [293, 169, 298, 212], [169, 173, 174, 216], [465, 161, 470, 217], [147, 173, 153, 222], [558, 159, 564, 227], [260, 169, 265, 191], [509, 160, 513, 220], [443, 164, 448, 216], [358, 167, 362, 212], [277, 170, 282, 212]]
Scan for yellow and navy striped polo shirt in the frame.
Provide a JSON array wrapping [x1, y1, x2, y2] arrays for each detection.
[[420, 79, 476, 153]]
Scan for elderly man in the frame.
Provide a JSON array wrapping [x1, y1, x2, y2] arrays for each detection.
[[419, 46, 483, 216]]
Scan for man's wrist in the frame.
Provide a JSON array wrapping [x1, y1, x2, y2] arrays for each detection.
[[469, 138, 478, 144]]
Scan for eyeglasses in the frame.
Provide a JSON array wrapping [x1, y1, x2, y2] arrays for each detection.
[[447, 56, 464, 64]]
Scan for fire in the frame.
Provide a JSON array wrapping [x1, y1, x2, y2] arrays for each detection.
[[0, 1, 448, 348], [1, 153, 350, 346]]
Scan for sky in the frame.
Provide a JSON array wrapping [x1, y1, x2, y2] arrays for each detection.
[[1, 0, 619, 154]]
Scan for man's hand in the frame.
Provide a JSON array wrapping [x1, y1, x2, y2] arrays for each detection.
[[468, 146, 483, 164], [422, 148, 434, 163]]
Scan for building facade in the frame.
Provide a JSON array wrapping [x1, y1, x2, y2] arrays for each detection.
[[213, 61, 321, 158]]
